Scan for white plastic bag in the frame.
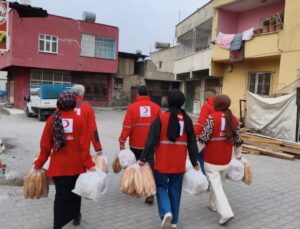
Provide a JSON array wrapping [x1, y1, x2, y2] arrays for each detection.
[[118, 149, 136, 168], [185, 158, 193, 172], [227, 158, 244, 182], [183, 169, 209, 195], [72, 170, 107, 201]]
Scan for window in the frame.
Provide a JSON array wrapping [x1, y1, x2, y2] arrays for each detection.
[[114, 78, 123, 89], [30, 69, 71, 84], [248, 72, 271, 95], [39, 34, 58, 54], [81, 34, 116, 59]]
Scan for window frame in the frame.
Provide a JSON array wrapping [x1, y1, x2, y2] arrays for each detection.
[[30, 69, 71, 85], [80, 33, 117, 60], [38, 34, 58, 54], [248, 72, 272, 96]]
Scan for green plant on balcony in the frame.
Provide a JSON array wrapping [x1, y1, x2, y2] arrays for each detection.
[[262, 19, 270, 33], [269, 17, 276, 32]]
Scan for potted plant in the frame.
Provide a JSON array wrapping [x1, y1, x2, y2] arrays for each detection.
[[262, 19, 270, 33], [269, 17, 276, 32]]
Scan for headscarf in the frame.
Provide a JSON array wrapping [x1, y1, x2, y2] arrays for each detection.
[[167, 90, 193, 142], [53, 92, 76, 151], [214, 94, 237, 140]]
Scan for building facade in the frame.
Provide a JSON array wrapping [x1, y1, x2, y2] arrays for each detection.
[[174, 2, 222, 114], [0, 10, 119, 109], [211, 0, 299, 115], [144, 47, 180, 107], [112, 52, 146, 106]]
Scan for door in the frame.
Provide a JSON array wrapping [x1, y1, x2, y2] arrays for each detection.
[[9, 81, 14, 104], [185, 81, 194, 113], [131, 87, 138, 103]]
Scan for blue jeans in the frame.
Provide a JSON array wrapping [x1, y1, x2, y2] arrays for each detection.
[[197, 150, 206, 175], [154, 170, 184, 224]]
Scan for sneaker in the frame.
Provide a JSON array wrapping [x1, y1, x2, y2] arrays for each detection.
[[219, 216, 234, 225], [145, 195, 154, 205], [170, 224, 177, 228], [73, 213, 82, 226], [161, 213, 172, 229], [207, 204, 217, 212]]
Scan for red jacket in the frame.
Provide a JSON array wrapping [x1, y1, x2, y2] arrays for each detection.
[[74, 97, 102, 151], [203, 111, 239, 165], [194, 97, 215, 137], [34, 111, 95, 177], [119, 96, 161, 149], [155, 112, 188, 174]]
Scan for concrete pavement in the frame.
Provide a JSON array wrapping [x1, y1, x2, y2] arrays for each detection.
[[0, 111, 300, 229]]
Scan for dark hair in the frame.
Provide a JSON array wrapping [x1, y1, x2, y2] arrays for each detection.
[[167, 89, 185, 108], [138, 85, 148, 96], [205, 88, 217, 94]]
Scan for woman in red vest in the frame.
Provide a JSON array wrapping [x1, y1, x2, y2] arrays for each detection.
[[139, 90, 199, 229], [199, 94, 243, 225], [34, 92, 95, 229]]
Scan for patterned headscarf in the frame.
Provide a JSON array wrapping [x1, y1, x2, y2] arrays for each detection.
[[53, 92, 76, 151]]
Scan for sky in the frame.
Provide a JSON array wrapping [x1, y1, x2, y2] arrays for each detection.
[[28, 0, 210, 55]]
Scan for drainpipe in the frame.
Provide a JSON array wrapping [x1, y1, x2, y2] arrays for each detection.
[[296, 87, 300, 142]]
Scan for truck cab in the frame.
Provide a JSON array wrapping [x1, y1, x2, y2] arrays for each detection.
[[25, 84, 74, 121]]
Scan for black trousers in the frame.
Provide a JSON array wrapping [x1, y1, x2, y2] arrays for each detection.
[[52, 175, 81, 229]]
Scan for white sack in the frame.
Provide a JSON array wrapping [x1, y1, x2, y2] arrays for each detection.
[[227, 158, 244, 182], [118, 149, 136, 168], [246, 91, 297, 141], [183, 168, 209, 195], [72, 170, 107, 201]]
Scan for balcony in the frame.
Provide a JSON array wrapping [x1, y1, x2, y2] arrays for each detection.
[[212, 0, 284, 62], [174, 48, 212, 75], [212, 32, 281, 62]]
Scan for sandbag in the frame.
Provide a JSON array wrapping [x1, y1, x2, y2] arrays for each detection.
[[72, 170, 107, 201], [112, 155, 122, 174], [23, 169, 49, 199], [94, 155, 108, 173], [120, 164, 156, 198], [118, 150, 136, 168], [242, 158, 252, 185], [227, 158, 244, 182], [183, 168, 208, 195]]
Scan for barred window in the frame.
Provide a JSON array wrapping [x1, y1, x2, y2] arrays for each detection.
[[248, 72, 271, 96]]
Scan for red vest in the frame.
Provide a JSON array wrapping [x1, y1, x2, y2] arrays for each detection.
[[155, 112, 188, 174], [204, 111, 238, 165]]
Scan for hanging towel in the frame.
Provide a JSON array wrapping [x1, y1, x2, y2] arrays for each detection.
[[242, 28, 254, 41], [230, 33, 243, 51], [230, 42, 245, 63], [216, 32, 235, 50]]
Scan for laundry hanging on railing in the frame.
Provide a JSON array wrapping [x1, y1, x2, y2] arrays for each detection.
[[230, 33, 243, 51], [242, 28, 254, 41], [215, 27, 254, 50], [215, 32, 235, 49]]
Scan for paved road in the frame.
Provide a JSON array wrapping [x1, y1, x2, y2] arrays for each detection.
[[0, 111, 300, 229]]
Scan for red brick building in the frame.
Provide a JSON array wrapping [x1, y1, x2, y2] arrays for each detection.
[[0, 10, 119, 109]]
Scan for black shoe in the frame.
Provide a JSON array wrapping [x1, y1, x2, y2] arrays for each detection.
[[145, 195, 154, 205], [73, 213, 81, 226]]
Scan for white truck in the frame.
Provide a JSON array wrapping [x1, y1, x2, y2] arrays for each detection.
[[24, 84, 74, 121]]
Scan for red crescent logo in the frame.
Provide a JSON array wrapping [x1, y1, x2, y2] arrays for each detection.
[[63, 120, 70, 128], [143, 107, 148, 113]]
